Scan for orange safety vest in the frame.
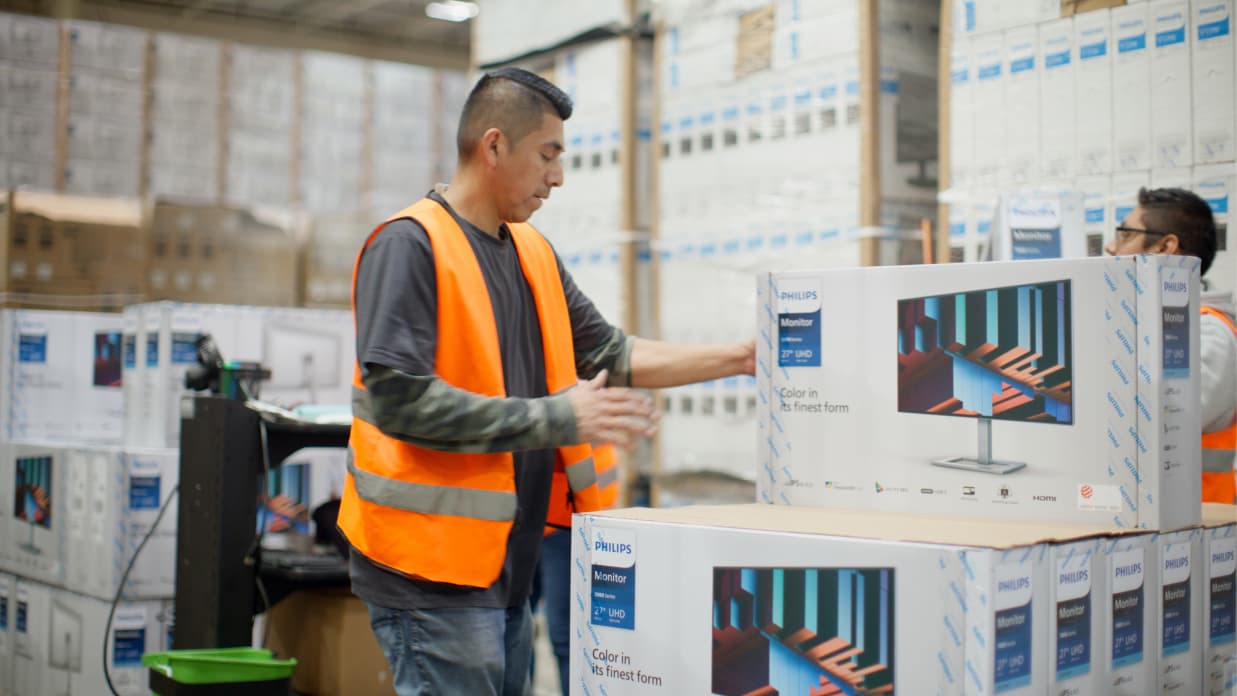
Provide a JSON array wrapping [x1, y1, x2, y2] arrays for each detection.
[[1201, 306, 1237, 504], [546, 442, 620, 530], [338, 198, 603, 588]]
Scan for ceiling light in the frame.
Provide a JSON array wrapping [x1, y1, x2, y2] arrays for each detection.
[[426, 1, 479, 22]]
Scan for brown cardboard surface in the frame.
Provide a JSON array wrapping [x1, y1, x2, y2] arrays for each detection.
[[1059, 0, 1126, 16], [590, 504, 1149, 549], [3, 190, 147, 310], [266, 588, 396, 696], [1203, 503, 1237, 528]]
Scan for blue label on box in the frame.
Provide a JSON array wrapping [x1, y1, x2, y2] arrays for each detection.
[[1162, 307, 1190, 378], [1119, 34, 1147, 53], [146, 335, 159, 368], [779, 312, 821, 367], [1045, 50, 1071, 68], [994, 603, 1033, 692], [1212, 572, 1236, 645], [1156, 27, 1186, 47], [1205, 195, 1229, 215], [16, 600, 27, 634], [129, 475, 161, 510], [978, 64, 1001, 80], [1080, 41, 1107, 60], [1010, 56, 1034, 74], [18, 334, 47, 363], [1086, 208, 1105, 224], [123, 334, 136, 369], [1011, 228, 1062, 260], [1162, 580, 1191, 656], [1056, 594, 1092, 679], [172, 333, 199, 365], [591, 564, 635, 630], [113, 627, 146, 667], [0, 595, 7, 631], [1199, 18, 1230, 40], [1115, 205, 1135, 222], [1112, 586, 1145, 667]]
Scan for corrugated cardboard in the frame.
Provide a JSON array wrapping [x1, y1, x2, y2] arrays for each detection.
[[2, 191, 146, 311], [266, 589, 396, 696], [1061, 0, 1128, 16]]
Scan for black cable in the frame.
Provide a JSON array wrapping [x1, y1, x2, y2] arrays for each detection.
[[104, 483, 180, 696]]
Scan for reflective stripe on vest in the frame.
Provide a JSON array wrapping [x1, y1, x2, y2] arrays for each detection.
[[337, 197, 601, 587], [546, 443, 619, 530], [1201, 306, 1236, 503]]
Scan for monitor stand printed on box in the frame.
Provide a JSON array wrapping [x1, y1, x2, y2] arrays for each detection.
[[756, 255, 1203, 530]]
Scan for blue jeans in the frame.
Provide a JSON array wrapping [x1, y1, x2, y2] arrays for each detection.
[[366, 600, 534, 696], [535, 529, 572, 695]]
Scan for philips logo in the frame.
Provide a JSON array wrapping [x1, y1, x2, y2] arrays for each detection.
[[1162, 280, 1188, 293], [1158, 12, 1183, 22], [1116, 563, 1142, 577], [998, 577, 1031, 593], [1214, 551, 1234, 564], [1059, 570, 1089, 584], [1164, 557, 1189, 571], [1081, 26, 1104, 37], [1119, 20, 1142, 30], [779, 290, 817, 301], [594, 541, 632, 554], [1200, 4, 1225, 16]]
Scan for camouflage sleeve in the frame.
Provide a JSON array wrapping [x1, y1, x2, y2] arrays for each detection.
[[576, 326, 635, 388], [361, 364, 579, 453]]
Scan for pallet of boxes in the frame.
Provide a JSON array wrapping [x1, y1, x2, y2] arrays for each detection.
[[571, 254, 1235, 696]]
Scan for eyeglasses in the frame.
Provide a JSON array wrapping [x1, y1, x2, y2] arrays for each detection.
[[1113, 224, 1172, 242]]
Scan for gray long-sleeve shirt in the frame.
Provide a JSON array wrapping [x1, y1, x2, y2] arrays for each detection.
[[349, 191, 631, 609]]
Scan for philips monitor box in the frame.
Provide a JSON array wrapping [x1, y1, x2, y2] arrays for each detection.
[[1154, 527, 1204, 694], [1039, 18, 1077, 182], [1048, 539, 1103, 696], [1151, 0, 1194, 168], [10, 579, 50, 696], [0, 572, 11, 696], [568, 505, 1107, 696], [0, 442, 67, 586], [990, 190, 1086, 261], [47, 587, 172, 696], [0, 310, 125, 446], [1074, 9, 1114, 176], [1203, 503, 1237, 693], [1112, 2, 1153, 172], [1103, 533, 1158, 695], [756, 255, 1202, 530], [1191, 0, 1235, 164]]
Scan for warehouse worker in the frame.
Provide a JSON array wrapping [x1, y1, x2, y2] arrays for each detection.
[[340, 67, 755, 696], [1106, 187, 1237, 503]]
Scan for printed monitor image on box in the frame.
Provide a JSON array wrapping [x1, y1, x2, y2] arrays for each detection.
[[897, 279, 1073, 475], [758, 256, 1202, 530], [13, 455, 52, 555], [711, 567, 894, 695]]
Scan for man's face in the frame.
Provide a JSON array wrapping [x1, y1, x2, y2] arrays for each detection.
[[493, 112, 564, 223], [1105, 205, 1168, 257]]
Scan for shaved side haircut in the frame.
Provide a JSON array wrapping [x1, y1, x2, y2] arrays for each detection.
[[1138, 187, 1218, 276], [456, 67, 573, 162]]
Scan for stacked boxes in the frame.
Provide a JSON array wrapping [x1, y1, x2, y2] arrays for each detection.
[[63, 21, 145, 198], [1154, 527, 1205, 694], [369, 61, 437, 219], [1203, 503, 1237, 693], [148, 32, 222, 203], [946, 0, 1237, 294], [225, 45, 295, 209], [299, 52, 367, 213], [570, 504, 1151, 696], [0, 13, 59, 192]]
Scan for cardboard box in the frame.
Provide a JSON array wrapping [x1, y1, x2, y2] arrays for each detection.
[[1195, 163, 1235, 296], [1102, 532, 1159, 695], [1112, 3, 1153, 172], [756, 255, 1202, 530], [2, 191, 146, 311], [145, 201, 298, 307], [0, 107, 58, 162], [0, 310, 125, 445], [0, 12, 60, 65], [1151, 0, 1194, 168], [989, 190, 1087, 260], [0, 442, 68, 585], [1039, 18, 1077, 182], [0, 572, 12, 696], [1003, 27, 1040, 187], [265, 589, 396, 696], [304, 214, 368, 307], [1154, 527, 1204, 694], [570, 505, 1139, 696], [1202, 503, 1236, 693], [1075, 9, 1114, 176], [1191, 0, 1235, 164], [9, 578, 49, 696], [1048, 538, 1103, 695]]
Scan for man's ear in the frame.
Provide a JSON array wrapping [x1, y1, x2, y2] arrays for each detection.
[[1150, 234, 1181, 255], [480, 127, 503, 167]]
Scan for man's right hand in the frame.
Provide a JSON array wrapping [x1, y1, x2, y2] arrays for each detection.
[[566, 370, 659, 449]]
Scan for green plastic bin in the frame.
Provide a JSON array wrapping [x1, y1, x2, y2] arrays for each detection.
[[142, 648, 296, 685]]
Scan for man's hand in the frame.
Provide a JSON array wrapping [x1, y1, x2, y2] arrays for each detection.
[[566, 370, 659, 449]]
